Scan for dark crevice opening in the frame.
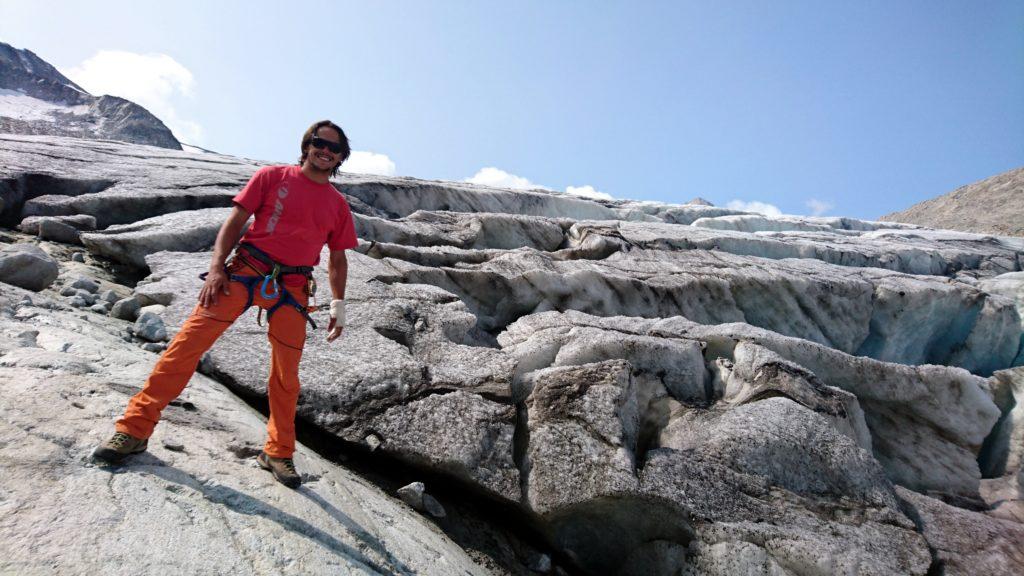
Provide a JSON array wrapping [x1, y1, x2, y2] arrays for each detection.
[[197, 361, 587, 576], [896, 494, 946, 576], [977, 390, 1016, 479], [0, 173, 116, 226]]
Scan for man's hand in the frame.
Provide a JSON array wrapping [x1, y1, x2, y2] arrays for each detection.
[[199, 268, 231, 307], [327, 299, 345, 342], [199, 205, 251, 308]]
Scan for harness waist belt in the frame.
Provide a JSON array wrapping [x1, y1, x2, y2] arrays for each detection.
[[237, 243, 314, 277], [196, 243, 319, 330]]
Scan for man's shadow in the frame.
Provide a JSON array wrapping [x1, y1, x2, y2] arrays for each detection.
[[99, 453, 412, 575]]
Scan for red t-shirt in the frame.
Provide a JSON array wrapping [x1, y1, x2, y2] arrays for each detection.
[[233, 165, 358, 285]]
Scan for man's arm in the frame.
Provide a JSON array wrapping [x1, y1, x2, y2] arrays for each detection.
[[198, 205, 252, 308], [326, 249, 349, 342]]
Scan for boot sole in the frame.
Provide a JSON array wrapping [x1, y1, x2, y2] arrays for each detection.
[[92, 445, 147, 464], [257, 453, 301, 489]]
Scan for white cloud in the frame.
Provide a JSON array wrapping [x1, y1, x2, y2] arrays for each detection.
[[341, 150, 396, 176], [805, 198, 834, 217], [726, 199, 783, 217], [465, 166, 617, 202], [566, 184, 615, 201], [464, 167, 543, 190], [62, 50, 203, 143]]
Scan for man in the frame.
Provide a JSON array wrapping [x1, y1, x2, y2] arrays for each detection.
[[93, 120, 358, 488]]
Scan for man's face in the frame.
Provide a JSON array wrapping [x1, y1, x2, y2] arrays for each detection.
[[306, 127, 343, 172]]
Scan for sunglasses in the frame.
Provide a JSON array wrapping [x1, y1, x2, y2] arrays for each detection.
[[310, 136, 344, 154]]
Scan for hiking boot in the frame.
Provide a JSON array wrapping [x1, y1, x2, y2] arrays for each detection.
[[93, 431, 148, 463], [257, 452, 301, 488]]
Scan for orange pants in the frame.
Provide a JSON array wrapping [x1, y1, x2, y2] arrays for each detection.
[[116, 261, 309, 458]]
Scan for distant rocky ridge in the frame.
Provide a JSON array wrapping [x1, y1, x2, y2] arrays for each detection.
[[1, 132, 1024, 575], [0, 42, 181, 149], [881, 166, 1024, 238]]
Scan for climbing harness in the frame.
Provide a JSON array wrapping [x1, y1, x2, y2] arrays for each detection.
[[198, 243, 319, 330]]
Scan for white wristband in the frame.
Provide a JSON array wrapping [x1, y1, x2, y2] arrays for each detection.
[[329, 299, 346, 328]]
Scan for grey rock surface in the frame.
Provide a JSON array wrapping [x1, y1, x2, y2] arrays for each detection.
[[525, 360, 641, 516], [391, 244, 1020, 375], [0, 242, 58, 290], [719, 341, 872, 450], [37, 217, 82, 244], [397, 481, 426, 510], [0, 281, 490, 576], [110, 296, 140, 321], [0, 134, 254, 228], [897, 486, 1024, 575], [373, 391, 520, 503], [19, 214, 97, 234], [569, 219, 1024, 278], [81, 207, 232, 268], [3, 133, 1023, 574], [138, 304, 166, 317], [74, 289, 96, 304], [500, 311, 1001, 499], [133, 310, 167, 342], [70, 276, 99, 293]]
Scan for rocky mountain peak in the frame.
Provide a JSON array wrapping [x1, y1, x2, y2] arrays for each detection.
[[881, 166, 1024, 238], [0, 42, 181, 149], [0, 42, 89, 104]]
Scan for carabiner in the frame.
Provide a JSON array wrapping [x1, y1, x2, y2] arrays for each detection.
[[259, 274, 280, 299]]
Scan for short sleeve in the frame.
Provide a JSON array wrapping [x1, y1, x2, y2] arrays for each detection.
[[233, 167, 271, 213], [327, 199, 359, 251]]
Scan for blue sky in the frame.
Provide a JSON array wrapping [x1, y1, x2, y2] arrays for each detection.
[[1, 1, 1021, 219]]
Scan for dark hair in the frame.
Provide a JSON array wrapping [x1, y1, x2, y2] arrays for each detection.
[[298, 120, 351, 177]]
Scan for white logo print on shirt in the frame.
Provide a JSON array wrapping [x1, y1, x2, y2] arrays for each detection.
[[266, 185, 289, 233]]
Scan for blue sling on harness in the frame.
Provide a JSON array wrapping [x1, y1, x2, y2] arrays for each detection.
[[198, 243, 318, 330]]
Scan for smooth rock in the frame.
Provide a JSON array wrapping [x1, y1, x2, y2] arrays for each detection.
[[365, 434, 382, 452], [372, 391, 520, 502], [38, 218, 82, 244], [75, 290, 96, 305], [18, 214, 97, 234], [70, 277, 99, 293], [81, 207, 232, 268], [138, 304, 166, 317], [133, 311, 167, 342], [0, 243, 59, 291], [110, 297, 141, 321], [397, 481, 426, 510]]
